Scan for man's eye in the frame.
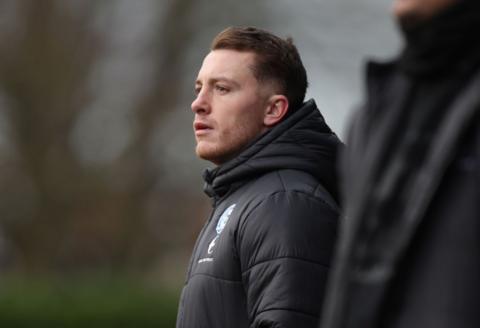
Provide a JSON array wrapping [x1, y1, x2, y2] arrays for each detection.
[[215, 85, 229, 93], [194, 87, 201, 95]]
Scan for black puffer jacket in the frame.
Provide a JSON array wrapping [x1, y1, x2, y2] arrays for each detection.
[[176, 100, 341, 328]]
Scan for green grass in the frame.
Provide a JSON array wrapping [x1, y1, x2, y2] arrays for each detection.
[[0, 276, 180, 327]]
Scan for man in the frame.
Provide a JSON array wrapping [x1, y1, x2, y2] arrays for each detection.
[[177, 27, 341, 328], [321, 0, 480, 327]]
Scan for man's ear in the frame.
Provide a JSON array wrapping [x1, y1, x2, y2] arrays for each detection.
[[263, 95, 289, 127]]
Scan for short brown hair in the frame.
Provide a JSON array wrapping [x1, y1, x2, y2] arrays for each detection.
[[211, 26, 308, 112]]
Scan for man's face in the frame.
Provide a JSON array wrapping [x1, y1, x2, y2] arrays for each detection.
[[393, 0, 458, 26], [192, 49, 273, 165]]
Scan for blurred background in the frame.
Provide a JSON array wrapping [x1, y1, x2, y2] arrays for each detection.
[[0, 0, 399, 326]]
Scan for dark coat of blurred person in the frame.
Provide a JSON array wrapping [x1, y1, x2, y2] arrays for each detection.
[[321, 0, 480, 327], [176, 27, 342, 328]]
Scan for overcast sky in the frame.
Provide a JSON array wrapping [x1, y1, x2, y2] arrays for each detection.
[[270, 0, 401, 137]]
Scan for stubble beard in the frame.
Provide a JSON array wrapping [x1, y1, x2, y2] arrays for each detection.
[[195, 124, 264, 166]]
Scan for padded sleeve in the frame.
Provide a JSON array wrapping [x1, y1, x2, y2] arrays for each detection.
[[237, 191, 338, 328]]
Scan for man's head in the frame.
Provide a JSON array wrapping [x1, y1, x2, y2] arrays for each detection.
[[192, 27, 308, 165], [393, 0, 460, 27]]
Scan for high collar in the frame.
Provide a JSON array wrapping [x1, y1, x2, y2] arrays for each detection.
[[398, 0, 480, 79], [202, 99, 342, 202]]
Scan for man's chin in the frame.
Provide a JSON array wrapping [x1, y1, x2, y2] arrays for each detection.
[[393, 3, 426, 29], [196, 145, 234, 166], [393, 0, 458, 30], [196, 146, 220, 165]]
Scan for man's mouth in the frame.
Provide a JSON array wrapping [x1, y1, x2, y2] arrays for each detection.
[[194, 122, 213, 135]]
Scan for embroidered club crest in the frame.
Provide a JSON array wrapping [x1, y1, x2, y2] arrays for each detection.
[[216, 204, 236, 234]]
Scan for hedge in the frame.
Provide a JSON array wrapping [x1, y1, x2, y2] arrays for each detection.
[[0, 276, 180, 327]]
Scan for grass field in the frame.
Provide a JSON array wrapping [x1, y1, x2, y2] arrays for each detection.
[[0, 275, 180, 327]]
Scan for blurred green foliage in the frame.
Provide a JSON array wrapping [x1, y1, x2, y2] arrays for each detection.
[[0, 276, 180, 327]]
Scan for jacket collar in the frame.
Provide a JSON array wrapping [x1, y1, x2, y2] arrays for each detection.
[[203, 99, 342, 202]]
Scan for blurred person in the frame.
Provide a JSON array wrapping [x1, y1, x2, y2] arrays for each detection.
[[176, 27, 342, 328], [321, 0, 480, 327]]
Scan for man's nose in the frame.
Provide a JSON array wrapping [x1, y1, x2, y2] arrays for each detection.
[[191, 91, 210, 114]]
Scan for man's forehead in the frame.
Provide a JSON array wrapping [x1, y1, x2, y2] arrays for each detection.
[[204, 49, 256, 63], [197, 49, 256, 79]]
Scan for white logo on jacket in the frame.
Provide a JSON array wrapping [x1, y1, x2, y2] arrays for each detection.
[[216, 204, 236, 234], [203, 204, 236, 259], [207, 235, 219, 254]]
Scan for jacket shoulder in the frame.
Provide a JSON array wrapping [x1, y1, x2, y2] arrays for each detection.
[[243, 169, 338, 212]]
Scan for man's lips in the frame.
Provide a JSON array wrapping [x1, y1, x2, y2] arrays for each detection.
[[194, 121, 213, 135]]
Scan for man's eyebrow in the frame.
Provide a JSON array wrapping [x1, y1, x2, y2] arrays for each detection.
[[196, 76, 240, 87], [212, 76, 235, 83], [213, 77, 242, 89]]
